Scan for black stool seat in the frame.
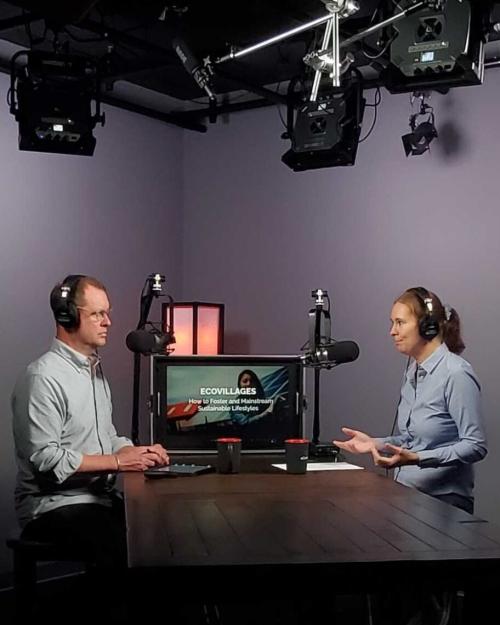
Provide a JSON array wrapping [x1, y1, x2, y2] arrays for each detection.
[[7, 536, 89, 561], [6, 536, 90, 623]]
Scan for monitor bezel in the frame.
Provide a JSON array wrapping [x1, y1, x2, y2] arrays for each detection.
[[150, 354, 305, 454]]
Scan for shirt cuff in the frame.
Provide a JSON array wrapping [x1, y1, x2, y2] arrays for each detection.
[[112, 438, 133, 454], [416, 449, 440, 468], [51, 449, 84, 483]]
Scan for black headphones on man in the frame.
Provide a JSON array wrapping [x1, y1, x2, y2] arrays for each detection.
[[409, 286, 440, 341], [50, 274, 86, 329]]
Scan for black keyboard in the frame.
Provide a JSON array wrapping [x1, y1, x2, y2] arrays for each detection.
[[144, 463, 215, 478]]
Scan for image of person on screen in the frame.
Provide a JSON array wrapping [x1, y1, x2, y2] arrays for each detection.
[[231, 369, 268, 425], [334, 286, 487, 514], [12, 274, 169, 573]]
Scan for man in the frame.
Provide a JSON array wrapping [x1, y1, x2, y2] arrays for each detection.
[[12, 274, 169, 568]]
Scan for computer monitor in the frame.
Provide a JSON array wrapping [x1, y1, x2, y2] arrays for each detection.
[[150, 355, 304, 453]]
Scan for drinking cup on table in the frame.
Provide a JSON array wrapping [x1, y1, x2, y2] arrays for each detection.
[[216, 438, 242, 474], [284, 439, 309, 474]]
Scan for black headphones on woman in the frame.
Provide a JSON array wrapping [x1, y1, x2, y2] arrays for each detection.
[[409, 286, 440, 341], [50, 274, 86, 329]]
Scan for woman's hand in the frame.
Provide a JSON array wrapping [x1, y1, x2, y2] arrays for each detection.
[[333, 427, 376, 455], [371, 443, 419, 468]]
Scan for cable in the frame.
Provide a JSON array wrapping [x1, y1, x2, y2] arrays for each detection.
[[359, 87, 381, 143], [98, 361, 110, 401], [275, 81, 289, 130], [386, 356, 411, 478], [91, 373, 105, 455], [361, 32, 397, 60]]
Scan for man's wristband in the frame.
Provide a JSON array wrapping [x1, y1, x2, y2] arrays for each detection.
[[114, 455, 120, 472]]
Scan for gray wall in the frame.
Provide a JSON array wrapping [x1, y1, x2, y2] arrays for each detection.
[[0, 73, 184, 575], [2, 65, 500, 578], [182, 74, 500, 524]]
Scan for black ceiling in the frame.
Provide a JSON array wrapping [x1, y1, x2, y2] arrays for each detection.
[[0, 1, 499, 132]]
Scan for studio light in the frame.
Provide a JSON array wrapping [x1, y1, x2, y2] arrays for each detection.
[[281, 80, 365, 171], [401, 91, 438, 156], [385, 0, 486, 94], [10, 50, 105, 156]]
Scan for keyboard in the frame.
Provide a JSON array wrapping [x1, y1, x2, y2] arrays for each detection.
[[144, 463, 215, 478]]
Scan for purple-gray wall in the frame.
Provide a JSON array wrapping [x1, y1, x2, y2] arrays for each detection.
[[2, 66, 500, 579], [0, 73, 183, 575], [182, 74, 500, 525]]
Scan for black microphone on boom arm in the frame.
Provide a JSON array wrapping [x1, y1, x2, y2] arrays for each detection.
[[306, 340, 360, 368], [172, 36, 216, 102], [126, 328, 174, 355]]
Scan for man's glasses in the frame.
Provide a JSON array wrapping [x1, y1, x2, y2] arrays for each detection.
[[77, 307, 112, 323]]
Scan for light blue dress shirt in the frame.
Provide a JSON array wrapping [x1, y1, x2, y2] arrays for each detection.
[[379, 343, 487, 503], [12, 339, 131, 528]]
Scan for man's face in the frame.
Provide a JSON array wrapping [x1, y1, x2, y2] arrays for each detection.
[[75, 285, 112, 351]]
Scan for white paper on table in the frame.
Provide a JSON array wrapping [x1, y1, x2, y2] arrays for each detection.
[[272, 462, 363, 471]]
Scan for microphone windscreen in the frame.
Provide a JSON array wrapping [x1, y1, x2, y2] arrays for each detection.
[[126, 330, 157, 354], [316, 340, 360, 366], [330, 340, 360, 364]]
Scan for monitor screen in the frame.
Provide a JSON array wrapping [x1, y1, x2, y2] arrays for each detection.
[[151, 355, 304, 452]]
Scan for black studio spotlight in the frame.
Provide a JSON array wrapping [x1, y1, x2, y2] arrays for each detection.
[[281, 80, 365, 171], [384, 0, 487, 94], [401, 92, 438, 156], [9, 50, 105, 156]]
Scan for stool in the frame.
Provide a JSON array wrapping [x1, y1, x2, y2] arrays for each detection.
[[6, 536, 90, 623]]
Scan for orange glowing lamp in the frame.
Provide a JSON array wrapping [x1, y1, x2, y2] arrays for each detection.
[[162, 302, 224, 355]]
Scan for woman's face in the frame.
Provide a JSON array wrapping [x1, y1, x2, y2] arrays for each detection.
[[239, 373, 253, 388], [390, 302, 427, 358]]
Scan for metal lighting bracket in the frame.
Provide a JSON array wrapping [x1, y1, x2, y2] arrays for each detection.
[[214, 0, 432, 105], [307, 1, 359, 100]]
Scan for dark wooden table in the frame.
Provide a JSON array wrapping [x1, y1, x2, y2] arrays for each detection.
[[123, 457, 500, 598]]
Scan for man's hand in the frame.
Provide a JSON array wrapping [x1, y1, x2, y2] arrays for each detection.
[[371, 443, 419, 469], [116, 444, 169, 472]]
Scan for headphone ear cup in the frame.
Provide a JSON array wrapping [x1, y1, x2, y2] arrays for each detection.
[[51, 275, 84, 329], [54, 302, 79, 329], [419, 317, 439, 340], [66, 302, 80, 329]]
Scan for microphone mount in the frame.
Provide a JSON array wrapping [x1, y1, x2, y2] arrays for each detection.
[[131, 272, 172, 445], [301, 288, 359, 457], [304, 288, 334, 369], [138, 273, 165, 330]]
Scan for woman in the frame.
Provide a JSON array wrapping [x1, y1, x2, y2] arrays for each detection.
[[238, 369, 266, 398], [334, 286, 487, 513], [231, 369, 267, 425]]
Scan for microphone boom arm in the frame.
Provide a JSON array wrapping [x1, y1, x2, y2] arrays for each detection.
[[131, 273, 165, 444]]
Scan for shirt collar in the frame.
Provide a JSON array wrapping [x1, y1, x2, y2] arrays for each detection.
[[50, 338, 99, 373], [406, 342, 448, 380]]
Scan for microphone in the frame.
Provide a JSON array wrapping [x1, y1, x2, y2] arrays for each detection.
[[172, 36, 215, 99], [126, 330, 173, 355], [308, 340, 360, 367]]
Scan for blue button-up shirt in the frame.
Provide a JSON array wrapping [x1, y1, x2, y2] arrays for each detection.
[[379, 343, 487, 502], [12, 339, 131, 528]]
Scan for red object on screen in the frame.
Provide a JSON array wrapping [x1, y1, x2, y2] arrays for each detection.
[[166, 402, 200, 421]]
